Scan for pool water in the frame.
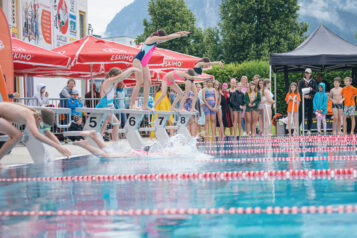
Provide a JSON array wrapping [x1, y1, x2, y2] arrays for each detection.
[[1, 135, 357, 237]]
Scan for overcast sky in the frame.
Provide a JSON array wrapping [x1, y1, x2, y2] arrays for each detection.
[[87, 0, 134, 36]]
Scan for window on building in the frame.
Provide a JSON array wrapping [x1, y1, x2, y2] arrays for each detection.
[[79, 11, 86, 38]]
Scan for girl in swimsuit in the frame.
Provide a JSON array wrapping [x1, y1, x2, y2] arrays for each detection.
[[129, 29, 190, 110], [202, 78, 217, 141], [154, 69, 208, 111], [214, 81, 224, 140], [97, 67, 141, 141], [244, 82, 261, 137]]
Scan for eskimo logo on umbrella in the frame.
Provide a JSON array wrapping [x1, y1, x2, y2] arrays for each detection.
[[103, 48, 127, 54], [13, 52, 32, 61], [0, 40, 4, 51]]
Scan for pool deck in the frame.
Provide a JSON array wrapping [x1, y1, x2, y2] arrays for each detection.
[[1, 143, 91, 167]]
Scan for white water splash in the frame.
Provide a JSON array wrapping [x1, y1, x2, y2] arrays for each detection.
[[147, 135, 212, 160]]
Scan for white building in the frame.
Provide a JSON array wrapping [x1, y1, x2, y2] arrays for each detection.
[[1, 0, 88, 98]]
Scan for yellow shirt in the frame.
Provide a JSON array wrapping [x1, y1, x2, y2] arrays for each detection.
[[150, 91, 174, 139]]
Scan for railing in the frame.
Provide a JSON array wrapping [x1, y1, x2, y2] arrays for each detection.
[[9, 96, 153, 109]]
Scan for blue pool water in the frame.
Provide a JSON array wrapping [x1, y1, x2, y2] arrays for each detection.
[[1, 137, 357, 237]]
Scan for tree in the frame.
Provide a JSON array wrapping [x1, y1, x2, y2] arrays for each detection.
[[220, 0, 308, 63], [136, 0, 197, 54], [136, 0, 221, 60]]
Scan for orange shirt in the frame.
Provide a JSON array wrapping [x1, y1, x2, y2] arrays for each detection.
[[341, 86, 357, 107], [327, 100, 333, 115], [285, 92, 301, 113]]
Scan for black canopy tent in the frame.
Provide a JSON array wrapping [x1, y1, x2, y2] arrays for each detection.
[[269, 24, 357, 107]]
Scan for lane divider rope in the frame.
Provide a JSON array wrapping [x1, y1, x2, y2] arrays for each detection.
[[105, 155, 357, 165], [203, 146, 356, 154], [197, 135, 357, 144], [1, 168, 356, 183], [0, 205, 356, 216]]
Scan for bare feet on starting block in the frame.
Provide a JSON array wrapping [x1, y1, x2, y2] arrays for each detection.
[[178, 108, 189, 113], [141, 106, 153, 111]]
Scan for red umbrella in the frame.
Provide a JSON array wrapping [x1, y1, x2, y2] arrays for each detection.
[[12, 38, 71, 76]]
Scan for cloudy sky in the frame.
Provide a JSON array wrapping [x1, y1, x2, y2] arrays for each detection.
[[87, 0, 134, 36], [299, 0, 357, 30]]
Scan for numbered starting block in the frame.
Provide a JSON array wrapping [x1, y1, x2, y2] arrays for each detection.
[[124, 109, 197, 149], [65, 108, 196, 150]]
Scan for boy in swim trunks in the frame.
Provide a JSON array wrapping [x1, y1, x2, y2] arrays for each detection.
[[341, 77, 357, 134], [328, 77, 343, 135], [0, 102, 71, 159]]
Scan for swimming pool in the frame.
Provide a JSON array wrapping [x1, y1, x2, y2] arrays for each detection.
[[1, 135, 357, 237]]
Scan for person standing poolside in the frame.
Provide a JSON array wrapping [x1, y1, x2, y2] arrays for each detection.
[[262, 79, 275, 136], [313, 83, 328, 135], [257, 78, 265, 136], [129, 30, 190, 110], [285, 83, 301, 136], [230, 82, 245, 139], [197, 83, 205, 138], [240, 76, 248, 134], [228, 78, 237, 136], [220, 82, 233, 139], [341, 77, 357, 135], [67, 89, 83, 118], [202, 78, 217, 141], [214, 81, 224, 140], [97, 67, 141, 141], [33, 83, 49, 107], [59, 79, 76, 108], [328, 77, 343, 135], [244, 82, 261, 137], [298, 68, 318, 135], [0, 102, 71, 159]]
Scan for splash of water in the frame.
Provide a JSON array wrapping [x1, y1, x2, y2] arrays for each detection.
[[147, 134, 212, 160]]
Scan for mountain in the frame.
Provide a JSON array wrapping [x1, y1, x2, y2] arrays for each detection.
[[105, 0, 357, 45], [105, 0, 220, 38]]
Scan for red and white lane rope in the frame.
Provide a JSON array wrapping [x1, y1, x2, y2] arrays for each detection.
[[1, 205, 356, 217], [197, 135, 357, 145], [198, 140, 357, 147], [204, 146, 356, 154], [1, 168, 356, 183], [107, 155, 357, 165]]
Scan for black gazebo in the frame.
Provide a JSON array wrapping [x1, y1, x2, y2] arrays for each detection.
[[269, 24, 357, 99]]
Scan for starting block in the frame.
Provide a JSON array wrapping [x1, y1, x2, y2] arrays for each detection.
[[63, 108, 196, 150]]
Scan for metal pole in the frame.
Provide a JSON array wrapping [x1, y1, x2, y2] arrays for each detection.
[[90, 64, 93, 108], [274, 73, 277, 114], [302, 96, 305, 136]]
